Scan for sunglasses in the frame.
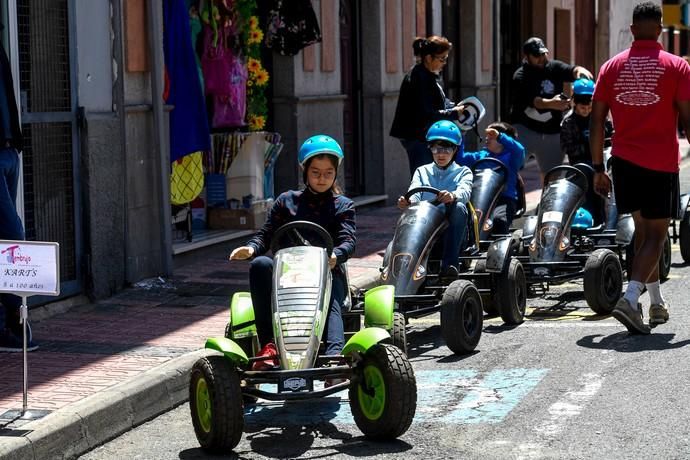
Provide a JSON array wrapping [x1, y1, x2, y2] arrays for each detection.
[[430, 145, 455, 154]]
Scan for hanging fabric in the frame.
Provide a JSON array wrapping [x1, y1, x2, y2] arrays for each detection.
[[265, 0, 321, 56], [163, 0, 211, 163]]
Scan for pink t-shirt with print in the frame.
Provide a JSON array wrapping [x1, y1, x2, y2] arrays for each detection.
[[593, 40, 690, 172]]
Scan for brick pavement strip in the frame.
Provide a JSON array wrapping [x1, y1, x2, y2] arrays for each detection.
[[0, 349, 213, 460]]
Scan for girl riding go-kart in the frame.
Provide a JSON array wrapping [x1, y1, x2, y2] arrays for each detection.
[[189, 135, 417, 453]]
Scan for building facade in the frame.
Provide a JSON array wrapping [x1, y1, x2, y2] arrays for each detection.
[[5, 0, 660, 304]]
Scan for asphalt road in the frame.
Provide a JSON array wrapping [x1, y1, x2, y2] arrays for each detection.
[[80, 250, 690, 459], [80, 163, 690, 460]]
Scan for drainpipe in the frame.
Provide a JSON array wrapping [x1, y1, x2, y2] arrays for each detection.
[[147, 0, 173, 276], [493, 0, 501, 120]]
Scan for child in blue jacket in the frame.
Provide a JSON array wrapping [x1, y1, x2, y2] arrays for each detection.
[[456, 121, 525, 234], [398, 120, 473, 279]]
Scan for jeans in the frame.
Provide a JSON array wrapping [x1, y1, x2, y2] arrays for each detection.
[[400, 139, 432, 177], [0, 147, 24, 331], [249, 256, 346, 355], [440, 201, 469, 268], [491, 196, 517, 235]]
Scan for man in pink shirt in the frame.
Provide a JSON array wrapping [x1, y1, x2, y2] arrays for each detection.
[[591, 2, 690, 334]]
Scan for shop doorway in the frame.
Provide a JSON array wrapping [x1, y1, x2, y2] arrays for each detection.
[[14, 0, 82, 299], [499, 0, 524, 121], [340, 0, 363, 196]]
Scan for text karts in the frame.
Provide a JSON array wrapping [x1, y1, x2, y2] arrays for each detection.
[[189, 221, 417, 453], [517, 165, 623, 314]]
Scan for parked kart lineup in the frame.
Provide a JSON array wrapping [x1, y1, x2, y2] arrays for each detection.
[[187, 156, 690, 454]]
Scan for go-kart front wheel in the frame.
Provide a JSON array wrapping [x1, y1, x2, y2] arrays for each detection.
[[495, 258, 527, 325], [349, 343, 417, 440], [583, 249, 623, 315], [391, 311, 408, 355], [440, 280, 483, 354], [189, 356, 244, 452]]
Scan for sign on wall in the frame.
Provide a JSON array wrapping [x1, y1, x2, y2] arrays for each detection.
[[0, 240, 60, 297]]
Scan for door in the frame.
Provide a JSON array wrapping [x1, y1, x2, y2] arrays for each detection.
[[340, 0, 363, 195], [15, 0, 82, 300]]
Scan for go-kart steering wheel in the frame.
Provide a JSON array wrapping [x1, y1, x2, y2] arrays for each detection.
[[269, 220, 334, 256], [404, 186, 443, 205], [472, 157, 508, 177]]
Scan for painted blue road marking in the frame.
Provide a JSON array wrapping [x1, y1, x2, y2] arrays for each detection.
[[243, 369, 548, 426]]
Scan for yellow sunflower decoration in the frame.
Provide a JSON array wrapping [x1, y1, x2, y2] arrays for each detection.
[[237, 1, 269, 131]]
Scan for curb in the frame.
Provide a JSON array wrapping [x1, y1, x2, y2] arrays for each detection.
[[1, 349, 213, 460]]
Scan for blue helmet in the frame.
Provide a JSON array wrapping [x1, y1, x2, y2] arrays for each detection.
[[571, 207, 593, 229], [573, 78, 594, 96], [426, 120, 462, 146], [298, 135, 344, 167]]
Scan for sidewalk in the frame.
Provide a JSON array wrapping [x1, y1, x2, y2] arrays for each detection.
[[0, 145, 685, 459]]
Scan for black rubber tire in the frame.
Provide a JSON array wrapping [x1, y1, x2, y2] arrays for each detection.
[[440, 280, 483, 354], [189, 356, 244, 452], [473, 259, 497, 315], [391, 312, 408, 355], [680, 213, 690, 263], [659, 233, 672, 281], [583, 249, 623, 315], [496, 258, 527, 325], [349, 344, 417, 440]]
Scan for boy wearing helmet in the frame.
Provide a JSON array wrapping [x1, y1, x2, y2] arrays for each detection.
[[230, 135, 356, 374], [560, 78, 613, 166], [456, 121, 526, 235], [398, 120, 473, 278]]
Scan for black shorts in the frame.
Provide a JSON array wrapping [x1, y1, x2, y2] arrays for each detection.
[[611, 156, 680, 219]]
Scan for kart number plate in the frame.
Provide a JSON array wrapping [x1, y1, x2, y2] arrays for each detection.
[[279, 253, 320, 288], [542, 211, 563, 224], [280, 376, 310, 392]]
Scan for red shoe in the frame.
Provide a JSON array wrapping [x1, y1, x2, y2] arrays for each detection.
[[251, 342, 279, 371]]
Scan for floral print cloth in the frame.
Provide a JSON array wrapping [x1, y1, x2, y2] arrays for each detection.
[[265, 0, 321, 56]]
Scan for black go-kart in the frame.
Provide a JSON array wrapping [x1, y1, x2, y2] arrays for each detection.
[[516, 164, 625, 314]]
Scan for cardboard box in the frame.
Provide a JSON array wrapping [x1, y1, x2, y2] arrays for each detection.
[[208, 208, 266, 230]]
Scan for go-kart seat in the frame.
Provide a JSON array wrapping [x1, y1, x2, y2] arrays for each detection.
[[572, 163, 606, 227]]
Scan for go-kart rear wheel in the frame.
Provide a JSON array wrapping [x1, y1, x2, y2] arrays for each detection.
[[349, 343, 417, 440], [583, 249, 623, 315], [473, 259, 497, 315], [189, 356, 244, 452], [680, 213, 690, 263], [440, 280, 483, 354], [391, 312, 407, 355], [496, 259, 527, 325]]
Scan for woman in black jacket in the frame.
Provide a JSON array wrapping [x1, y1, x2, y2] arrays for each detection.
[[390, 36, 464, 176]]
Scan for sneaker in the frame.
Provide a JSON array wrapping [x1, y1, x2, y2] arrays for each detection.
[[0, 328, 38, 352], [649, 303, 669, 327], [251, 342, 279, 371], [611, 298, 651, 335]]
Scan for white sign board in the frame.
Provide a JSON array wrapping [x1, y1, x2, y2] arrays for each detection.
[[0, 240, 60, 296]]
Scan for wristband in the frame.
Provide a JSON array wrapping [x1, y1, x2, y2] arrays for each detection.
[[592, 163, 605, 173]]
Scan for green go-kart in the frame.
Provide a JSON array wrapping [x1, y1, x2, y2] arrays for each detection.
[[189, 221, 417, 453]]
